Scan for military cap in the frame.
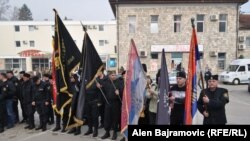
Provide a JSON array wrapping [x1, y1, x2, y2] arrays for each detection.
[[208, 75, 218, 80], [176, 71, 186, 79], [19, 71, 25, 74], [43, 74, 50, 78], [6, 70, 13, 74], [23, 73, 31, 78], [33, 76, 40, 82]]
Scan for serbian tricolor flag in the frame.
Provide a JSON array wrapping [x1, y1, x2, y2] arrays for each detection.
[[121, 39, 147, 138], [185, 20, 200, 125]]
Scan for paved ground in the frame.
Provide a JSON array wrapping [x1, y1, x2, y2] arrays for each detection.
[[0, 84, 250, 141]]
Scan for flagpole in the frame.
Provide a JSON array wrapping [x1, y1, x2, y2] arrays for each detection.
[[109, 78, 122, 103], [95, 79, 110, 105], [191, 18, 207, 111]]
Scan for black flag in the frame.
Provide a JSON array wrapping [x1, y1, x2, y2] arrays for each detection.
[[67, 29, 104, 128], [53, 9, 81, 115]]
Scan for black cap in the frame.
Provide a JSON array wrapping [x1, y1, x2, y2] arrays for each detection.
[[176, 71, 186, 79], [208, 75, 218, 80], [19, 71, 25, 74], [23, 73, 30, 78], [43, 74, 50, 78], [6, 70, 13, 74], [0, 73, 7, 78], [33, 76, 40, 82], [121, 70, 126, 75]]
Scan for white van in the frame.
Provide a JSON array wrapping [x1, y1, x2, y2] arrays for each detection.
[[219, 59, 250, 85]]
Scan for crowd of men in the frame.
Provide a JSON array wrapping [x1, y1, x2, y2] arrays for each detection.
[[0, 68, 229, 141]]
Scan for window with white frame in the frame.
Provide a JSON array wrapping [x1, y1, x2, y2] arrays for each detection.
[[99, 40, 105, 46], [197, 14, 204, 32], [246, 37, 250, 48], [16, 41, 21, 47], [219, 14, 227, 32], [30, 40, 35, 47], [128, 15, 136, 33], [218, 53, 226, 69], [99, 25, 104, 31], [29, 25, 35, 31], [14, 25, 20, 32], [174, 15, 181, 32], [150, 15, 159, 33], [5, 58, 26, 70]]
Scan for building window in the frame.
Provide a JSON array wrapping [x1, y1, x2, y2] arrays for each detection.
[[109, 58, 117, 68], [246, 37, 250, 47], [29, 25, 35, 31], [14, 25, 20, 32], [199, 52, 203, 59], [16, 41, 21, 47], [51, 25, 55, 31], [30, 41, 35, 47], [197, 15, 204, 32], [99, 25, 104, 31], [32, 58, 49, 71], [151, 52, 158, 59], [99, 40, 105, 46], [218, 53, 226, 69], [128, 15, 136, 33], [5, 58, 26, 70], [150, 15, 159, 33], [174, 15, 181, 32], [219, 14, 227, 32]]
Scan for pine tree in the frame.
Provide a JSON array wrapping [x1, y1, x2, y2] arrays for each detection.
[[18, 4, 33, 21]]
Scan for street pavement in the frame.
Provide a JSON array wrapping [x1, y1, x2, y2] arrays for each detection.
[[0, 84, 250, 141]]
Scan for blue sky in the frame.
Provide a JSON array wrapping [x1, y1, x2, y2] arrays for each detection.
[[9, 0, 250, 21]]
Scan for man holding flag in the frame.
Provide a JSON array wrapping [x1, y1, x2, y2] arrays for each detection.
[[52, 9, 81, 132]]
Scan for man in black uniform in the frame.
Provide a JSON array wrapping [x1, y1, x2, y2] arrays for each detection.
[[198, 75, 229, 125], [84, 76, 100, 137], [43, 74, 54, 125], [204, 68, 212, 88], [7, 71, 20, 123], [99, 71, 123, 140], [169, 71, 186, 125], [19, 71, 28, 123], [22, 73, 35, 129], [32, 76, 50, 131], [0, 73, 16, 129]]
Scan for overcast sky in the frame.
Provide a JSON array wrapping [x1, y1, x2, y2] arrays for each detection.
[[9, 0, 250, 21]]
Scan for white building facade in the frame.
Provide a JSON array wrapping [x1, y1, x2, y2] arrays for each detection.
[[0, 20, 117, 72]]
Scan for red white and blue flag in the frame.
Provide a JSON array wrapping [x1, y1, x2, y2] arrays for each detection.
[[185, 22, 200, 125], [121, 39, 147, 138]]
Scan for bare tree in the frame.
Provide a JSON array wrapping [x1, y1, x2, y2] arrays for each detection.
[[0, 0, 10, 21], [10, 6, 19, 21]]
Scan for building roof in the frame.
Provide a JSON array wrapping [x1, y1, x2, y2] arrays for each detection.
[[239, 14, 250, 30], [109, 0, 248, 16]]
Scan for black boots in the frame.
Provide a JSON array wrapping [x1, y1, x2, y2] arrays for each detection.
[[101, 131, 110, 139], [52, 126, 61, 132], [74, 127, 81, 136], [112, 131, 117, 140], [92, 127, 98, 137], [84, 128, 93, 135], [35, 125, 42, 130]]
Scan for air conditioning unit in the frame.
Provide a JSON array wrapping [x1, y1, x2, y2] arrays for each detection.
[[239, 36, 245, 42], [210, 15, 218, 21], [140, 50, 147, 58], [34, 26, 39, 30], [105, 40, 109, 44], [238, 44, 246, 50], [23, 41, 28, 44], [93, 25, 97, 29], [209, 51, 217, 57]]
